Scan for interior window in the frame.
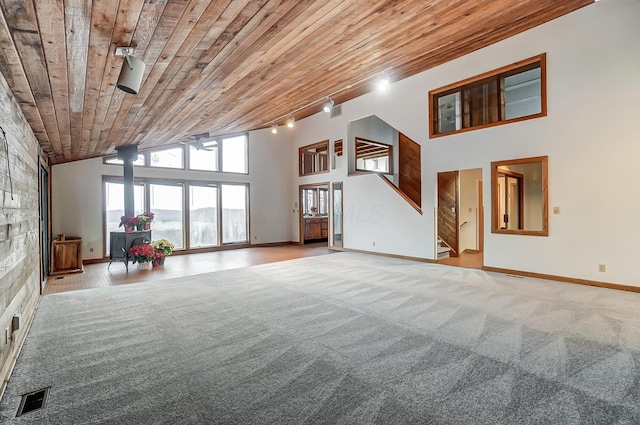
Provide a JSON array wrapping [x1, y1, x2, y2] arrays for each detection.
[[430, 54, 546, 137], [491, 156, 548, 236], [299, 140, 329, 176], [355, 138, 392, 174]]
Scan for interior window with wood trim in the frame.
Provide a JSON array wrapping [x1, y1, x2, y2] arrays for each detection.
[[429, 54, 546, 137], [299, 140, 329, 176]]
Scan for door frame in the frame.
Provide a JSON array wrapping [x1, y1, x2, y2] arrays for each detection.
[[298, 182, 330, 244]]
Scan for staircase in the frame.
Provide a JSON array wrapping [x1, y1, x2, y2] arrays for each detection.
[[437, 238, 451, 259]]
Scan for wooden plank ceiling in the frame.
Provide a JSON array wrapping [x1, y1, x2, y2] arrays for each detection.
[[0, 0, 592, 164]]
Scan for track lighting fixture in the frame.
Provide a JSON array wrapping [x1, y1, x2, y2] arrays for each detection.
[[268, 67, 393, 135], [116, 47, 145, 95], [375, 72, 391, 91], [323, 98, 334, 113]]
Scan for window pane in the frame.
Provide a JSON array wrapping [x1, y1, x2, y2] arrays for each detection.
[[104, 182, 144, 254], [504, 67, 541, 120], [105, 155, 145, 166], [222, 135, 248, 173], [189, 185, 218, 248], [150, 183, 184, 249], [189, 142, 219, 171], [319, 189, 328, 215], [150, 148, 184, 169], [221, 184, 247, 243], [437, 92, 461, 134]]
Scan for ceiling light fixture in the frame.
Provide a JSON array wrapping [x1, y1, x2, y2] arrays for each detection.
[[375, 72, 391, 91], [267, 66, 393, 134], [115, 47, 146, 95], [323, 98, 334, 113]]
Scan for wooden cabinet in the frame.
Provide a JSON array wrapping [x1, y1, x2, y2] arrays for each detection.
[[50, 236, 83, 275], [109, 230, 151, 271], [304, 217, 328, 241]]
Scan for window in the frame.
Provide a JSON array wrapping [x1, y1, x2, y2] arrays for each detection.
[[221, 184, 248, 244], [430, 54, 546, 137], [222, 135, 248, 173], [105, 155, 145, 166], [299, 140, 329, 176], [104, 181, 145, 253], [104, 133, 248, 174], [355, 138, 392, 174], [189, 185, 218, 248], [150, 183, 185, 248], [189, 142, 219, 172], [150, 147, 183, 169]]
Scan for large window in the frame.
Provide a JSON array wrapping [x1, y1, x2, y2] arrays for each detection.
[[103, 178, 249, 256], [430, 54, 546, 137], [104, 133, 248, 174], [189, 185, 218, 248], [221, 185, 248, 243], [150, 183, 185, 249], [299, 140, 329, 176], [104, 181, 145, 253]]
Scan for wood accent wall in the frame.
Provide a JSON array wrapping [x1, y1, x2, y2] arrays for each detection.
[[0, 70, 42, 396], [398, 132, 421, 207]]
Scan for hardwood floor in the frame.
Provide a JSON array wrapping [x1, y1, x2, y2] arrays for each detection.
[[437, 250, 483, 269], [44, 243, 332, 295]]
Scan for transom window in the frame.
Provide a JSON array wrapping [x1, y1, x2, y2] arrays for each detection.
[[430, 54, 546, 137], [104, 133, 248, 174]]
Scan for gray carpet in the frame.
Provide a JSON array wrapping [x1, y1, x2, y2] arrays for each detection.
[[1, 252, 639, 424]]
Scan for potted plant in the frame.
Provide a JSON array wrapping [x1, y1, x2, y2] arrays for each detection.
[[119, 215, 139, 232], [136, 211, 155, 230], [309, 206, 318, 216], [151, 239, 174, 266], [128, 243, 156, 270]]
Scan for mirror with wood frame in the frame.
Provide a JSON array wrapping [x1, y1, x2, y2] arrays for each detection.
[[491, 155, 548, 236]]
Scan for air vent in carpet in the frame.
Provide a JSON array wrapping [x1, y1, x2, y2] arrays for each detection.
[[16, 387, 49, 417]]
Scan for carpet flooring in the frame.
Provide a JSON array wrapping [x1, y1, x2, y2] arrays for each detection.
[[1, 253, 639, 424]]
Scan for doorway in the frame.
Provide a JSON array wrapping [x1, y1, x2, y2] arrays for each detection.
[[299, 183, 329, 245], [437, 168, 483, 269], [39, 165, 50, 292]]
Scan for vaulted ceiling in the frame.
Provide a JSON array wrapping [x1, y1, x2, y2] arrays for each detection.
[[0, 0, 592, 164]]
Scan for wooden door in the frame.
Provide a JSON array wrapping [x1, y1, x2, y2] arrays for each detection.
[[438, 171, 459, 257]]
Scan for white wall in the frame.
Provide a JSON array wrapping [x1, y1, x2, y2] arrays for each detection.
[[291, 0, 640, 287], [52, 128, 294, 260]]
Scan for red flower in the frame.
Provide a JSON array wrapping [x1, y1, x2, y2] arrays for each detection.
[[128, 244, 155, 263]]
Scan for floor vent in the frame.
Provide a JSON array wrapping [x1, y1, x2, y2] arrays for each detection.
[[16, 387, 49, 417], [506, 274, 525, 279]]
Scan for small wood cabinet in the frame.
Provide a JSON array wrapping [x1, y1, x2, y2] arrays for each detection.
[[50, 236, 83, 275], [304, 217, 328, 241], [109, 230, 152, 271]]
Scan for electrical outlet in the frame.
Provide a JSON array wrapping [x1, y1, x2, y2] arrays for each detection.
[[89, 247, 94, 252], [372, 241, 376, 246], [598, 264, 606, 272]]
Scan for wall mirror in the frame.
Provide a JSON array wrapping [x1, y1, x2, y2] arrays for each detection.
[[299, 140, 329, 176], [491, 155, 548, 236]]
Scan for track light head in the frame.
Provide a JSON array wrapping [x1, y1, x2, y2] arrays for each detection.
[[270, 123, 278, 134], [323, 98, 334, 113], [375, 72, 391, 91], [116, 47, 145, 95], [286, 116, 295, 128]]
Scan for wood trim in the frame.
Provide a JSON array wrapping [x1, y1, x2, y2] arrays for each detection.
[[491, 155, 548, 236], [482, 266, 640, 294], [341, 247, 436, 264], [331, 181, 344, 248], [376, 174, 422, 215], [299, 182, 331, 244], [429, 53, 547, 138], [299, 140, 329, 177]]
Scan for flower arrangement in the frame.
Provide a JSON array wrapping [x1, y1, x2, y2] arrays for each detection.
[[153, 251, 166, 266], [310, 206, 317, 212], [128, 243, 155, 264], [151, 239, 174, 256], [119, 215, 140, 229], [137, 211, 155, 224]]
